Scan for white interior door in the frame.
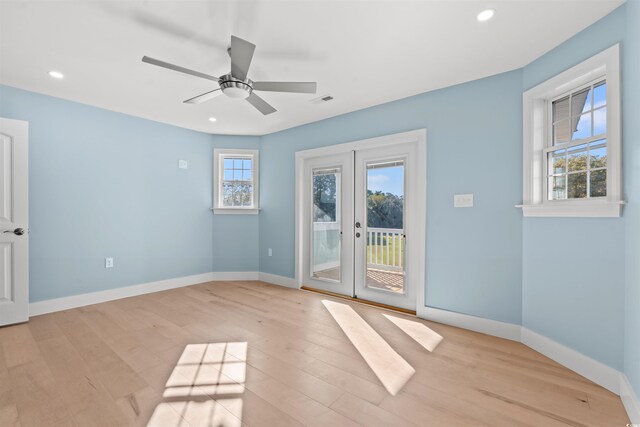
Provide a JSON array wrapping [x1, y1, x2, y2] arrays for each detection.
[[0, 118, 29, 326], [354, 143, 417, 310], [302, 152, 354, 296]]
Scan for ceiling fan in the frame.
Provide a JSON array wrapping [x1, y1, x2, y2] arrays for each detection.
[[142, 35, 317, 115]]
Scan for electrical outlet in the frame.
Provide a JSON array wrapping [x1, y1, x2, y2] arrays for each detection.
[[268, 248, 273, 257], [454, 194, 474, 208], [178, 160, 188, 169], [105, 257, 114, 268]]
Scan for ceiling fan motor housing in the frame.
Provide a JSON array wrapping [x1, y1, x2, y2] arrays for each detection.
[[219, 74, 253, 99]]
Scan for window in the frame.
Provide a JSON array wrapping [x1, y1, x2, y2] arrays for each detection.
[[213, 149, 259, 214], [547, 80, 607, 200], [521, 44, 622, 217]]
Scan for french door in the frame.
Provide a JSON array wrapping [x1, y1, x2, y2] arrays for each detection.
[[354, 143, 416, 310], [302, 152, 354, 294], [302, 142, 418, 310]]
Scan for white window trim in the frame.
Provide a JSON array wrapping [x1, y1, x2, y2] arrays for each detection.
[[519, 44, 622, 217], [212, 148, 260, 215]]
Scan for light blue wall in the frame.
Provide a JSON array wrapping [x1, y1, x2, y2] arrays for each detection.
[[521, 6, 626, 370], [0, 85, 259, 302], [624, 0, 640, 398], [211, 135, 261, 272], [260, 70, 524, 324], [522, 219, 625, 368]]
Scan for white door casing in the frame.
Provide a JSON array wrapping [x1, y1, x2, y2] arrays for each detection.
[[0, 118, 29, 326]]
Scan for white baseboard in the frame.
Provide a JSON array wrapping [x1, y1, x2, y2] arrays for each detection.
[[211, 271, 259, 281], [521, 327, 621, 394], [419, 306, 522, 341], [417, 306, 637, 421], [621, 374, 640, 423], [29, 271, 259, 316], [258, 272, 298, 288]]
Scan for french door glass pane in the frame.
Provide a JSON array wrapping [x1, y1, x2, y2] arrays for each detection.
[[312, 170, 341, 282], [366, 161, 405, 294]]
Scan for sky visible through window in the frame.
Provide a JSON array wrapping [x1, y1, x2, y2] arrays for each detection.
[[368, 166, 404, 196]]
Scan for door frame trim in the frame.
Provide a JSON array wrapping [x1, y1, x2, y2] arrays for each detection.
[[295, 129, 427, 311]]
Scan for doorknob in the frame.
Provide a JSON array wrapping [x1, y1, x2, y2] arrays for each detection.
[[3, 228, 25, 236], [355, 222, 361, 228]]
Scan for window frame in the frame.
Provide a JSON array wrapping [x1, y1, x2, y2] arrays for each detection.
[[543, 78, 607, 202], [212, 148, 260, 215], [520, 44, 622, 217]]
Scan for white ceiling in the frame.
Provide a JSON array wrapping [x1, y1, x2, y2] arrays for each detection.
[[0, 0, 623, 136]]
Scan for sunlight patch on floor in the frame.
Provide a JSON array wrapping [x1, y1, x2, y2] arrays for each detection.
[[164, 342, 247, 398], [383, 313, 443, 352], [322, 299, 415, 395], [147, 343, 246, 427]]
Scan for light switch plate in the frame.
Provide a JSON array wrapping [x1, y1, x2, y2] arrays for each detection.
[[178, 160, 188, 169], [105, 257, 114, 268], [454, 194, 474, 208]]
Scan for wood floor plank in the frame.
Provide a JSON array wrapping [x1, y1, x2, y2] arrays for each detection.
[[330, 392, 414, 427], [8, 359, 74, 427], [0, 404, 20, 427], [0, 280, 629, 426], [246, 377, 357, 427], [1, 324, 40, 368], [115, 387, 173, 427], [243, 347, 344, 407]]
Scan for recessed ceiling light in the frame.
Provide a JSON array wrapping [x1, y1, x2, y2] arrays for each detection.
[[477, 9, 495, 22], [208, 117, 217, 122], [48, 70, 64, 79]]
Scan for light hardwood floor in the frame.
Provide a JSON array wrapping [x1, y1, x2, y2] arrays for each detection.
[[0, 280, 630, 426]]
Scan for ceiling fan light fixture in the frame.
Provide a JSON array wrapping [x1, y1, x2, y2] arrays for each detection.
[[219, 75, 253, 99], [222, 86, 251, 99], [477, 8, 495, 22]]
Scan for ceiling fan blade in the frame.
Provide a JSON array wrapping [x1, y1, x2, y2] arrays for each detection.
[[246, 92, 277, 115], [230, 35, 256, 81], [142, 56, 218, 82], [253, 82, 317, 94], [183, 88, 222, 104]]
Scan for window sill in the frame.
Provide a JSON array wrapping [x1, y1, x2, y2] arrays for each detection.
[[211, 208, 260, 215], [516, 200, 624, 218]]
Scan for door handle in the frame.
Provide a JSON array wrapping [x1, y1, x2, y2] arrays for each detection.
[[355, 222, 361, 228], [3, 228, 25, 236]]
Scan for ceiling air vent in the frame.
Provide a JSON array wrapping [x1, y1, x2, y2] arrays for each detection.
[[310, 95, 334, 104]]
